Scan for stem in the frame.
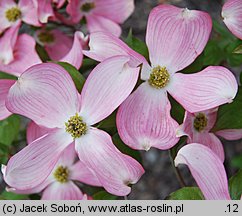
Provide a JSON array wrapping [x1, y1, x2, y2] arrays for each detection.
[[169, 150, 186, 188], [124, 195, 128, 200]]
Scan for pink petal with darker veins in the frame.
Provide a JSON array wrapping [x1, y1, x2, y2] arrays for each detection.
[[167, 66, 238, 113], [83, 31, 148, 68], [6, 63, 80, 128], [75, 128, 144, 196], [175, 144, 231, 200], [117, 82, 179, 151], [216, 129, 242, 140], [146, 4, 212, 74], [3, 128, 72, 190], [0, 80, 15, 120], [79, 55, 139, 125], [222, 0, 242, 40]]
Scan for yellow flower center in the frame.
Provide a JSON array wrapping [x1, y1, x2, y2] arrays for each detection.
[[5, 7, 21, 22], [65, 113, 87, 139], [81, 2, 95, 12], [38, 31, 55, 44], [148, 66, 170, 89], [53, 166, 69, 183], [193, 113, 208, 132]]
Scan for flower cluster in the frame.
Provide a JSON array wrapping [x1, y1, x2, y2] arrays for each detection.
[[0, 0, 242, 200]]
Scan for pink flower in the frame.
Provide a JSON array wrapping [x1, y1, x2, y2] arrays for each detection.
[[177, 108, 242, 161], [35, 29, 86, 69], [34, 0, 55, 23], [3, 122, 101, 200], [66, 0, 135, 36], [84, 5, 238, 151], [222, 0, 242, 40], [0, 22, 41, 120], [0, 0, 41, 33], [175, 144, 237, 200], [4, 61, 144, 196]]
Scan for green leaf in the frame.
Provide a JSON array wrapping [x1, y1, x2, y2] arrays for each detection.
[[233, 44, 242, 54], [92, 191, 117, 200], [0, 71, 17, 80], [0, 115, 20, 146], [213, 87, 242, 131], [36, 44, 50, 62], [169, 95, 185, 124], [112, 133, 142, 163], [225, 40, 242, 67], [213, 20, 235, 40], [81, 58, 98, 72], [203, 40, 225, 66], [167, 187, 204, 200], [57, 62, 85, 92], [125, 29, 149, 59], [229, 169, 242, 200], [0, 190, 29, 200], [231, 154, 242, 169], [97, 111, 117, 135]]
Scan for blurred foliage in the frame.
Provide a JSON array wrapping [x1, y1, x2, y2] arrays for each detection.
[[36, 44, 50, 62], [229, 169, 242, 200], [0, 190, 29, 200], [233, 45, 242, 54], [167, 187, 204, 200], [93, 191, 117, 200], [231, 155, 242, 169], [0, 115, 20, 147]]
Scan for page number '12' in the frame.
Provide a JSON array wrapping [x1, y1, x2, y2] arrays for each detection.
[[225, 204, 239, 213]]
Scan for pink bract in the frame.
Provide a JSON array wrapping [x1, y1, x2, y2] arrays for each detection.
[[36, 29, 84, 69], [175, 144, 232, 200], [222, 0, 242, 40], [84, 5, 238, 151], [5, 130, 101, 200], [4, 62, 144, 196], [0, 0, 41, 33], [177, 108, 242, 161], [0, 22, 41, 120], [66, 0, 135, 36]]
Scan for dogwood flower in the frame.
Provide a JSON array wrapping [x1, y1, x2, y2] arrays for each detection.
[[35, 29, 86, 69], [34, 0, 55, 23], [4, 61, 144, 196], [84, 5, 238, 151], [4, 136, 101, 200], [222, 0, 242, 40], [175, 144, 242, 200], [0, 22, 41, 120], [176, 108, 242, 161], [66, 0, 135, 36], [0, 0, 41, 33]]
